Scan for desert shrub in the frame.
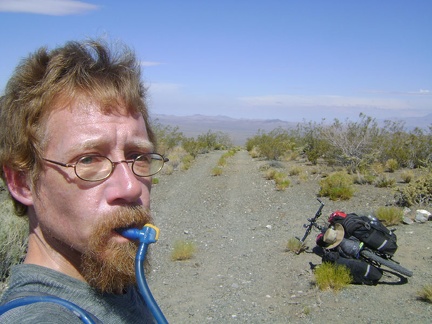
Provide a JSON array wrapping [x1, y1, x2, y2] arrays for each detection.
[[264, 168, 277, 180], [374, 174, 396, 188], [288, 165, 303, 176], [152, 123, 185, 154], [370, 162, 385, 175], [379, 123, 432, 168], [171, 240, 196, 261], [223, 149, 237, 158], [217, 156, 227, 167], [310, 167, 320, 175], [284, 150, 299, 161], [249, 146, 260, 158], [0, 199, 28, 282], [181, 137, 201, 157], [179, 154, 194, 171], [161, 164, 174, 175], [298, 172, 309, 182], [275, 178, 290, 191], [353, 171, 375, 185], [273, 171, 290, 191], [375, 206, 404, 226], [315, 114, 381, 172], [166, 153, 181, 170], [196, 130, 232, 152], [246, 127, 296, 160], [286, 237, 305, 254], [319, 171, 354, 200], [314, 262, 352, 291], [417, 284, 432, 303], [166, 146, 194, 172], [385, 159, 399, 173], [395, 173, 432, 207], [400, 170, 414, 183], [211, 166, 223, 176]]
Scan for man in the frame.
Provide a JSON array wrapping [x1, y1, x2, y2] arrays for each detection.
[[0, 39, 168, 322]]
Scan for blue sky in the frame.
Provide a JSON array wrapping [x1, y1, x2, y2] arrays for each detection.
[[1, 0, 431, 123]]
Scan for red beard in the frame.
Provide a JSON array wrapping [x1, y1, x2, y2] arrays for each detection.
[[81, 206, 153, 294]]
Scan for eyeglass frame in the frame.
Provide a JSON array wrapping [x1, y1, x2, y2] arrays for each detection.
[[42, 153, 169, 182]]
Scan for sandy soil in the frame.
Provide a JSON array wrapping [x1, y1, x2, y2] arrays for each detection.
[[148, 150, 432, 323]]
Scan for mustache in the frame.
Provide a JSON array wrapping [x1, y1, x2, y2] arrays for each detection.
[[92, 206, 153, 243]]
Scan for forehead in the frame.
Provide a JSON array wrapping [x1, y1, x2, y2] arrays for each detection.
[[42, 98, 151, 153]]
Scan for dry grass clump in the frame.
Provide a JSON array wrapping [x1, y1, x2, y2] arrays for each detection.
[[385, 159, 399, 173], [374, 174, 396, 188], [249, 146, 260, 158], [353, 171, 375, 185], [417, 284, 432, 303], [286, 237, 305, 254], [217, 156, 227, 167], [211, 166, 223, 176], [288, 165, 303, 176], [400, 170, 414, 183], [370, 162, 385, 175], [171, 240, 196, 261], [314, 262, 352, 291], [211, 150, 237, 176], [319, 171, 354, 200], [180, 154, 194, 171], [375, 206, 404, 226], [264, 168, 290, 190]]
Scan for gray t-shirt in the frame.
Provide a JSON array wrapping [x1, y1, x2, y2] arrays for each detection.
[[0, 264, 154, 323]]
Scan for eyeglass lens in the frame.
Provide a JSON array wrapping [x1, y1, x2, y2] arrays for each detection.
[[75, 154, 164, 181]]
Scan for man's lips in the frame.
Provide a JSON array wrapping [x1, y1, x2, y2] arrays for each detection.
[[114, 225, 142, 241]]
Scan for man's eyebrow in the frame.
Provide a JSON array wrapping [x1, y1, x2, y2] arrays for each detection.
[[126, 139, 154, 151], [68, 138, 154, 153]]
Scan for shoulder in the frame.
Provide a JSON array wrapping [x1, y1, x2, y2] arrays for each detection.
[[0, 302, 84, 323]]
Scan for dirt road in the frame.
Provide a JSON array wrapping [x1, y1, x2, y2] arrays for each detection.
[[148, 150, 432, 323]]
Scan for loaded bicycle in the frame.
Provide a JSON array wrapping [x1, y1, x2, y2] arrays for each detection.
[[297, 198, 413, 278]]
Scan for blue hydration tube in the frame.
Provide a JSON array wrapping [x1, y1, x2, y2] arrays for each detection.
[[0, 295, 96, 323], [0, 224, 167, 324], [119, 224, 168, 324], [120, 224, 168, 324]]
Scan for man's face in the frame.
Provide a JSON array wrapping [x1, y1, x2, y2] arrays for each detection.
[[30, 99, 153, 292]]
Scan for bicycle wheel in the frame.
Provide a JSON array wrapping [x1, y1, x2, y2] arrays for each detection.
[[361, 249, 413, 277]]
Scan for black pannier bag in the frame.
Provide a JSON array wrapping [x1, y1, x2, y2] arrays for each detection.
[[322, 251, 383, 285], [329, 212, 398, 256]]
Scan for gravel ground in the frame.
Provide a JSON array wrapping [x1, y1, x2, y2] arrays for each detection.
[[148, 150, 432, 323]]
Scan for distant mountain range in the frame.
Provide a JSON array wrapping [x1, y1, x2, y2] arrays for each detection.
[[151, 113, 432, 146]]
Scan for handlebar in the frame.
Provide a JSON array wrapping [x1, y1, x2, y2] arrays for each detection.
[[297, 198, 325, 244]]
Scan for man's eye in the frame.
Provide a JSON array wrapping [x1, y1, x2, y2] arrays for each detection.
[[129, 153, 145, 160], [79, 156, 99, 165]]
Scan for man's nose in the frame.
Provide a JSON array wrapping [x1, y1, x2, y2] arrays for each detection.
[[105, 160, 148, 204]]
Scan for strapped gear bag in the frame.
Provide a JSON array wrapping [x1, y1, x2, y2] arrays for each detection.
[[329, 212, 398, 256]]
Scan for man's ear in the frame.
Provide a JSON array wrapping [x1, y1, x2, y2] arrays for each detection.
[[3, 165, 33, 206]]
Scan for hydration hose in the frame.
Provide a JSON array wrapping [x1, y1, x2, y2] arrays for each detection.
[[119, 224, 168, 324], [0, 224, 168, 324]]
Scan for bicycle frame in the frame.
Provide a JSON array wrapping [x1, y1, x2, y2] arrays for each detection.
[[297, 198, 325, 243]]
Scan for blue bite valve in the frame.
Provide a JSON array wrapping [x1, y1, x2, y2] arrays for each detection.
[[119, 224, 160, 244]]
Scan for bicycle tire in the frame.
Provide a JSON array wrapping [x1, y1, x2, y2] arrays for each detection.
[[361, 249, 413, 277]]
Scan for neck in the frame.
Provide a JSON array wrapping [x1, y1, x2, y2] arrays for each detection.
[[24, 229, 86, 282]]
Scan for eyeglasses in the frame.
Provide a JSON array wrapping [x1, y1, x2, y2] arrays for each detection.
[[43, 153, 169, 182]]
